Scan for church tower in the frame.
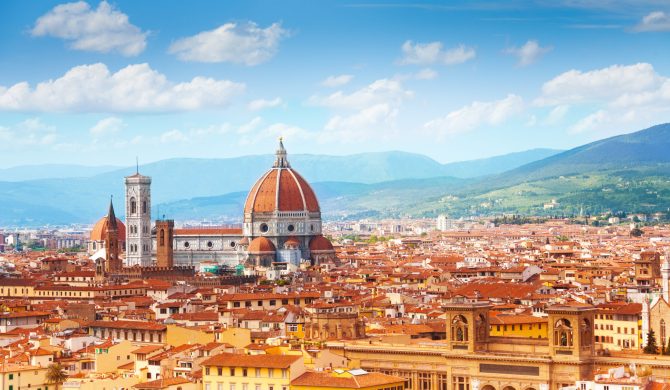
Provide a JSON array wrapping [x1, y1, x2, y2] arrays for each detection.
[[104, 198, 122, 273], [125, 170, 152, 266], [155, 219, 174, 268]]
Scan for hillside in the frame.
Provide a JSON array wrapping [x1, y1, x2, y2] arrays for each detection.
[[0, 149, 553, 226]]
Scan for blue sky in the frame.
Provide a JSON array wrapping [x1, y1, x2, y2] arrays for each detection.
[[0, 0, 669, 167]]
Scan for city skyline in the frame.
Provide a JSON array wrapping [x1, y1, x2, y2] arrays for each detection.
[[1, 0, 669, 167]]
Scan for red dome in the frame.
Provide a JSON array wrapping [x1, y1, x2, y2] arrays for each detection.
[[244, 140, 320, 214], [309, 235, 334, 252], [244, 168, 320, 214], [90, 216, 126, 241], [248, 237, 276, 253]]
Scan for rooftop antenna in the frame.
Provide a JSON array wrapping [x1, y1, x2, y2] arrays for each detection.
[[136, 156, 139, 174]]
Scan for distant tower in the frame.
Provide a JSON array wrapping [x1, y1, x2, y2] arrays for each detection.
[[125, 169, 152, 267], [155, 219, 174, 268], [105, 198, 121, 273]]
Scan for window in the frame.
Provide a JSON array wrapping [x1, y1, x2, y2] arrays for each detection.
[[229, 385, 236, 390], [205, 368, 210, 375], [268, 368, 274, 378], [255, 368, 261, 377], [452, 376, 469, 390], [205, 385, 210, 390], [142, 200, 147, 214], [130, 198, 137, 214], [230, 368, 236, 376], [218, 368, 223, 376], [281, 369, 287, 378], [243, 369, 248, 377]]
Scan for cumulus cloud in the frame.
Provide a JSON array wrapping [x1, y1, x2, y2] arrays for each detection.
[[399, 41, 475, 65], [321, 74, 354, 88], [160, 129, 188, 143], [247, 97, 283, 111], [168, 22, 287, 65], [536, 63, 670, 134], [633, 11, 670, 32], [504, 40, 552, 66], [569, 110, 610, 133], [0, 63, 245, 113], [0, 118, 57, 148], [308, 78, 413, 110], [424, 94, 524, 137], [90, 116, 125, 136], [321, 103, 397, 142], [31, 1, 147, 56], [237, 117, 263, 134], [536, 63, 664, 106], [414, 68, 438, 80]]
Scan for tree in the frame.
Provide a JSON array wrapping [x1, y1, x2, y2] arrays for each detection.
[[45, 363, 67, 390], [630, 227, 644, 237], [644, 330, 658, 354]]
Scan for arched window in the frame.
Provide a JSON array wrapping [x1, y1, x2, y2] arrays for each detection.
[[580, 318, 592, 347], [160, 229, 165, 246], [554, 318, 573, 347], [142, 199, 147, 214], [662, 319, 666, 344], [130, 198, 137, 215], [451, 315, 468, 342]]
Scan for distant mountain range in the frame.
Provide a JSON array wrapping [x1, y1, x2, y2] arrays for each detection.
[[0, 148, 559, 226], [3, 123, 670, 226]]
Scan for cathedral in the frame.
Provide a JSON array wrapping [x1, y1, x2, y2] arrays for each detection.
[[89, 140, 336, 271]]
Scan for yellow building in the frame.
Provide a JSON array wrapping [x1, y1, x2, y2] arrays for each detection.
[[291, 369, 406, 390], [489, 313, 548, 338], [94, 340, 136, 374], [0, 365, 49, 390], [201, 353, 305, 390], [594, 303, 642, 350]]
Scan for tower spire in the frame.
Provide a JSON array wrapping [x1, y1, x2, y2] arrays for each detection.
[[273, 136, 290, 168], [107, 196, 118, 231]]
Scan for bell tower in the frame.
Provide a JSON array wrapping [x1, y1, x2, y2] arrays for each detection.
[[125, 168, 152, 267], [444, 300, 491, 353], [546, 304, 596, 361], [104, 197, 121, 273], [155, 219, 174, 268]]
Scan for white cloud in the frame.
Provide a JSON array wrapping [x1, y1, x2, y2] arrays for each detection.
[[414, 68, 438, 80], [322, 103, 397, 142], [90, 116, 125, 136], [321, 75, 354, 88], [545, 105, 570, 125], [634, 11, 670, 32], [31, 1, 147, 56], [0, 118, 57, 148], [0, 63, 245, 113], [569, 110, 609, 133], [238, 117, 263, 134], [168, 22, 287, 65], [399, 41, 476, 66], [160, 129, 188, 143], [424, 94, 524, 137], [247, 97, 283, 111], [504, 40, 552, 67], [536, 63, 664, 106], [308, 78, 413, 110]]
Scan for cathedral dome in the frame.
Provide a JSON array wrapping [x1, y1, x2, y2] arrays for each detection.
[[90, 206, 126, 241], [244, 139, 320, 214], [309, 235, 334, 252], [248, 236, 276, 254]]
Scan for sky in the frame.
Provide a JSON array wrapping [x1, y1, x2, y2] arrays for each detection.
[[0, 0, 669, 167]]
